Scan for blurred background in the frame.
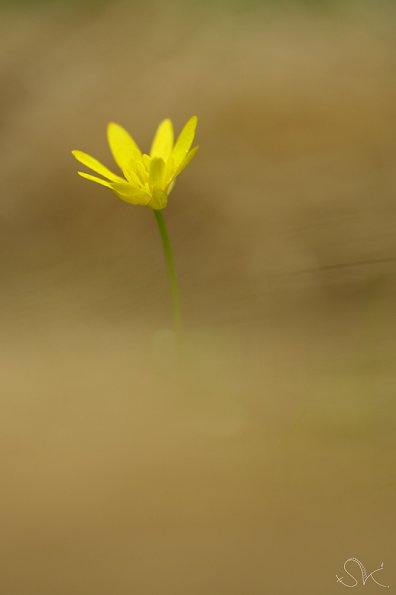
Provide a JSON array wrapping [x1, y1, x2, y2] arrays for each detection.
[[0, 0, 395, 593]]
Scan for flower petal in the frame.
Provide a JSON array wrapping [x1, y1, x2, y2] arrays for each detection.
[[149, 157, 165, 190], [166, 179, 176, 195], [135, 160, 148, 185], [149, 188, 168, 210], [72, 150, 122, 182], [110, 181, 151, 206], [175, 145, 199, 176], [107, 122, 142, 176], [77, 171, 112, 188], [150, 119, 174, 161], [172, 115, 198, 168], [142, 154, 151, 170], [121, 161, 145, 187]]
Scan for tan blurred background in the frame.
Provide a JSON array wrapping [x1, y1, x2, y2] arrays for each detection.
[[0, 0, 395, 593]]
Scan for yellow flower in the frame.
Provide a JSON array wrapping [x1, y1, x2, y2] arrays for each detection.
[[72, 116, 198, 210]]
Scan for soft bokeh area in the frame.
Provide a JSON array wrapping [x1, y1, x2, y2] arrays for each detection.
[[0, 0, 395, 593]]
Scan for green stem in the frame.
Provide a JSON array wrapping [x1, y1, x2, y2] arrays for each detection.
[[153, 210, 182, 333]]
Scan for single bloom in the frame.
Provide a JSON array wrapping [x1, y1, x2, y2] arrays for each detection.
[[72, 116, 198, 210]]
